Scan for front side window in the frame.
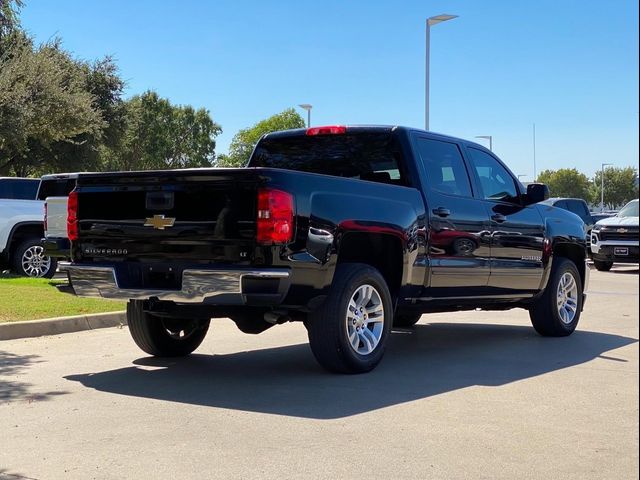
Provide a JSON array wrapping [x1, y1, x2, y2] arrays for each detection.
[[414, 137, 472, 197], [467, 148, 518, 202]]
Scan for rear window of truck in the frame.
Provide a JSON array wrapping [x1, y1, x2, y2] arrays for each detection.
[[37, 178, 77, 200], [0, 179, 40, 199], [250, 133, 407, 186]]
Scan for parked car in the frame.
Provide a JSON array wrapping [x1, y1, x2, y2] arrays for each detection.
[[64, 125, 588, 373], [590, 199, 639, 271], [0, 178, 57, 278], [542, 198, 594, 247], [0, 177, 40, 200]]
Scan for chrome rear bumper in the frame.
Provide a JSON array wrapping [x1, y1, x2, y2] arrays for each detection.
[[66, 265, 291, 305]]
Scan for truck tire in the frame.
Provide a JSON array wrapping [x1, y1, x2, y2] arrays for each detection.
[[126, 300, 210, 357], [593, 260, 613, 272], [393, 313, 422, 328], [307, 263, 393, 374], [529, 257, 582, 337], [12, 238, 57, 278]]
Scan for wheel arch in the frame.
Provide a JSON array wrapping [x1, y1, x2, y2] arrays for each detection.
[[552, 241, 587, 290], [6, 222, 44, 257], [335, 232, 404, 299]]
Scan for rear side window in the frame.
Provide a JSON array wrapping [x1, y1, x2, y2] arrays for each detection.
[[466, 148, 518, 202], [37, 178, 77, 200], [413, 137, 472, 197], [251, 133, 408, 186], [0, 179, 39, 199]]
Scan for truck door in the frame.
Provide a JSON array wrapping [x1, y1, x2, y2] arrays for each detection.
[[464, 146, 545, 293], [412, 135, 491, 293]]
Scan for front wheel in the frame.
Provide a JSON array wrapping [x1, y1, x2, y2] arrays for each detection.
[[307, 263, 393, 374], [529, 258, 583, 336], [127, 300, 210, 357]]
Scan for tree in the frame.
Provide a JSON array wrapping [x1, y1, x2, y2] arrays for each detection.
[[26, 55, 126, 175], [218, 108, 305, 167], [102, 90, 221, 171], [0, 0, 22, 43], [536, 168, 592, 201], [0, 36, 105, 176], [591, 166, 639, 209]]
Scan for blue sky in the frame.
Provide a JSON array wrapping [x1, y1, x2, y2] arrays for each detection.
[[21, 0, 639, 180]]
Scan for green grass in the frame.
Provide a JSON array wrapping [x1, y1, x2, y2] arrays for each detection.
[[0, 275, 125, 323]]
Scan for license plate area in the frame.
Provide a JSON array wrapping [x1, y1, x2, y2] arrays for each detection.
[[614, 247, 629, 256]]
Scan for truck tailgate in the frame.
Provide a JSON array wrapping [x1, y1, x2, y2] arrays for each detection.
[[44, 196, 68, 239], [74, 169, 260, 267]]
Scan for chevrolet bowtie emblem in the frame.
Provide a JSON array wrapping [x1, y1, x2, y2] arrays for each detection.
[[144, 215, 175, 230], [617, 228, 628, 234]]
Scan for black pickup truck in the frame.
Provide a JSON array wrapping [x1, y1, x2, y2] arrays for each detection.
[[65, 125, 589, 373]]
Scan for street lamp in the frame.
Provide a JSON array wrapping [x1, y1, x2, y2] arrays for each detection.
[[425, 14, 458, 131], [517, 174, 527, 182], [298, 104, 312, 128], [475, 135, 493, 151], [600, 163, 613, 212]]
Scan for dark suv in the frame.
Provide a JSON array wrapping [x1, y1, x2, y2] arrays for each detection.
[[542, 198, 594, 247]]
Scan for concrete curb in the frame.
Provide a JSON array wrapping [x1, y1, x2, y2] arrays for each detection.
[[0, 311, 126, 341]]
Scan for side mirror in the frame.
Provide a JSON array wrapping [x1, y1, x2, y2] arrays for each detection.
[[524, 183, 550, 205]]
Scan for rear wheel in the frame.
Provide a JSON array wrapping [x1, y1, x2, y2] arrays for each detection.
[[12, 239, 57, 278], [127, 300, 210, 357], [593, 260, 613, 272], [529, 258, 582, 336], [307, 263, 392, 374]]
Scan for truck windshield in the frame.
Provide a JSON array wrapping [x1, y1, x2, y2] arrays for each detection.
[[618, 200, 639, 218], [250, 133, 407, 186]]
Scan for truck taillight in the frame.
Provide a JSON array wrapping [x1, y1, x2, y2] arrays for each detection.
[[256, 189, 294, 244], [43, 202, 48, 232], [67, 191, 78, 241]]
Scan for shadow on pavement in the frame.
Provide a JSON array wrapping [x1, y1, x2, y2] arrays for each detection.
[[0, 351, 69, 404], [65, 323, 636, 419]]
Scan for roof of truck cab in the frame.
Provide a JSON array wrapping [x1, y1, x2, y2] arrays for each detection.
[[262, 125, 489, 150], [40, 172, 97, 180]]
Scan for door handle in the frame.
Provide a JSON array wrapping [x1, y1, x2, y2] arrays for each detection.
[[491, 213, 507, 223], [432, 207, 451, 218]]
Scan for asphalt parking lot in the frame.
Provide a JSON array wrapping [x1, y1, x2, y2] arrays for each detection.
[[1, 266, 638, 480]]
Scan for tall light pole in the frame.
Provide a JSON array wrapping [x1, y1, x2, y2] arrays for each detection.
[[298, 104, 312, 127], [600, 163, 613, 212], [532, 123, 537, 181], [425, 14, 458, 131], [475, 135, 493, 151], [518, 174, 527, 182]]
